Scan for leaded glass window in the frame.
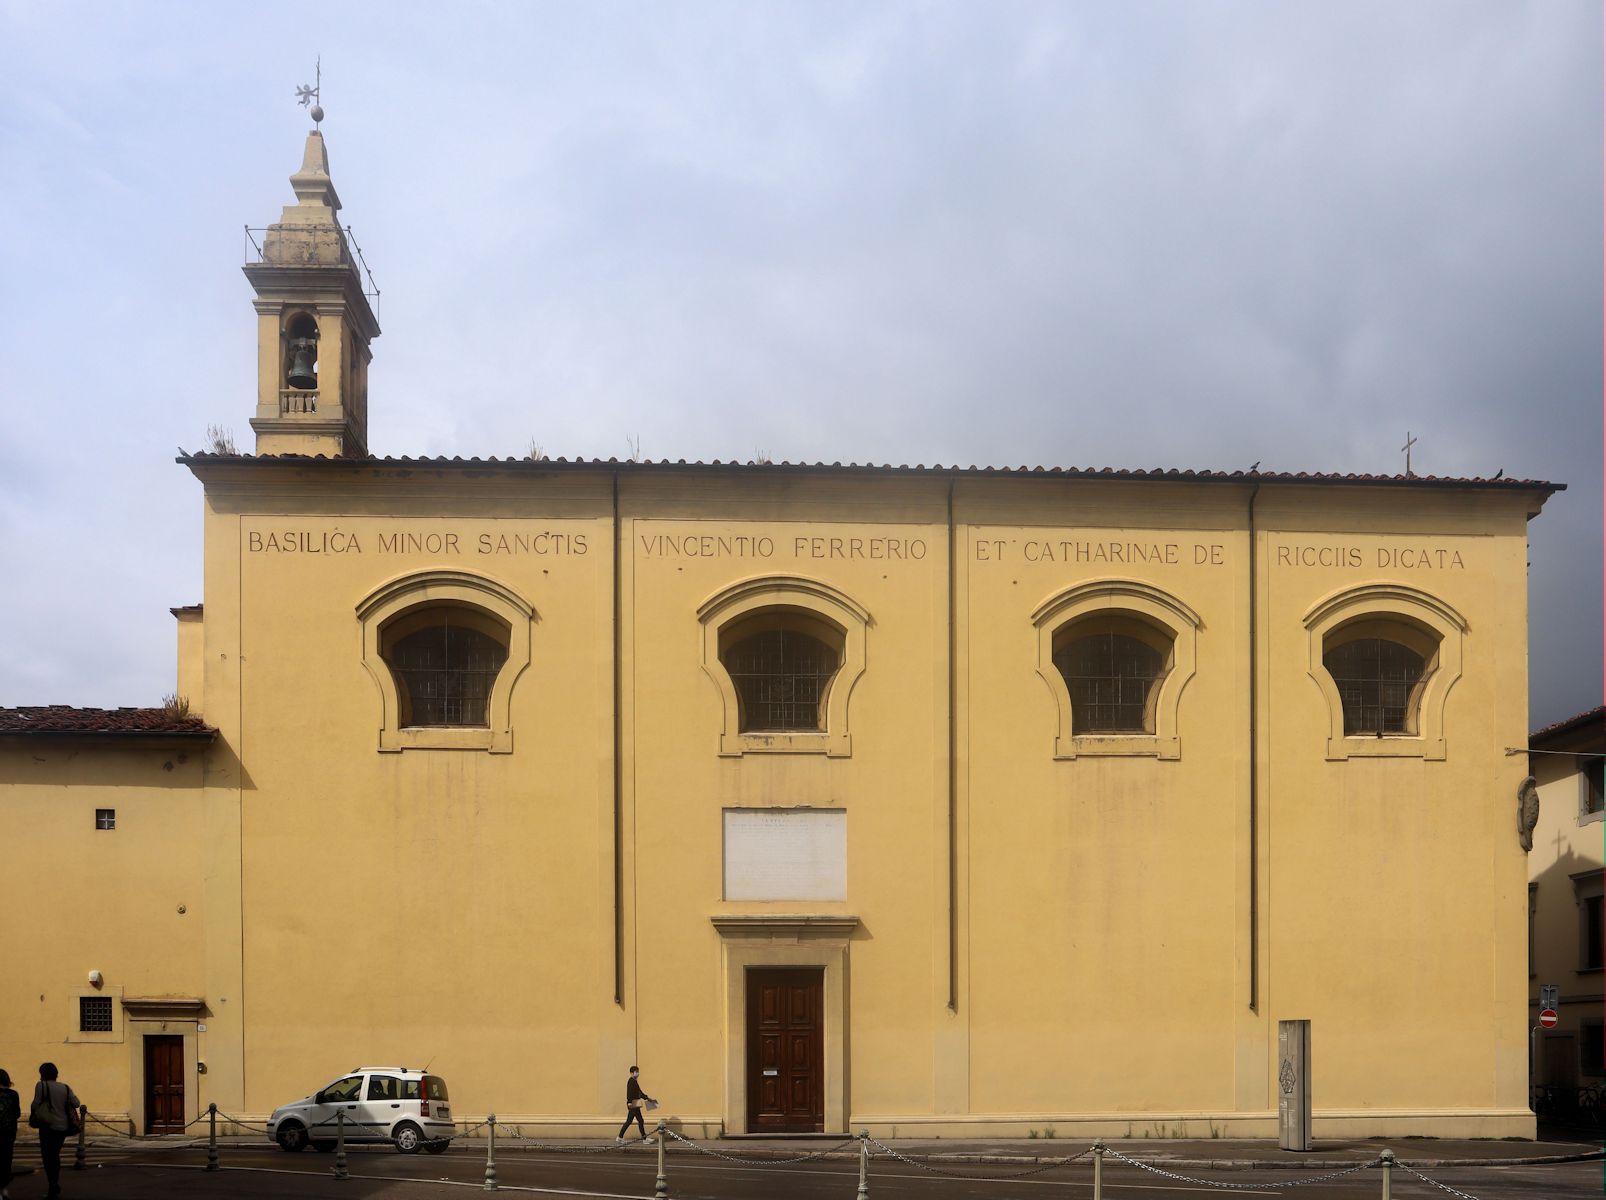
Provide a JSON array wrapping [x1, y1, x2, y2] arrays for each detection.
[[1324, 637, 1425, 735], [385, 615, 509, 727], [722, 627, 840, 732], [1055, 632, 1166, 734]]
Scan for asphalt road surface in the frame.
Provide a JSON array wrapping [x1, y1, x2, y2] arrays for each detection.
[[6, 1143, 1603, 1200]]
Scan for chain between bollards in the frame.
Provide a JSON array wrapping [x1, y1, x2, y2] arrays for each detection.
[[654, 1120, 669, 1199], [73, 1106, 87, 1170], [1091, 1137, 1103, 1200], [855, 1130, 870, 1199], [1378, 1147, 1393, 1200], [483, 1112, 498, 1191], [332, 1110, 349, 1180], [206, 1102, 219, 1171]]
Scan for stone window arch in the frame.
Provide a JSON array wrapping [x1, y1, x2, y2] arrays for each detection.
[[1302, 582, 1466, 761], [1033, 579, 1201, 760], [699, 576, 869, 757], [357, 569, 533, 752]]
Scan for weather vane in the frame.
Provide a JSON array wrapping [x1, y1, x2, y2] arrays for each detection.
[[295, 57, 324, 127]]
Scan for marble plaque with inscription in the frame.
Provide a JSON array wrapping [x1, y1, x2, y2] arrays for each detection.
[[723, 809, 847, 901]]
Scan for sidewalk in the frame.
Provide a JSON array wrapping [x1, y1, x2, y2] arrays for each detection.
[[45, 1126, 1605, 1170]]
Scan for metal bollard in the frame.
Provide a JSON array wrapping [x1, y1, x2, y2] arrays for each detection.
[[1379, 1148, 1393, 1200], [206, 1102, 219, 1171], [855, 1130, 870, 1200], [654, 1120, 668, 1199], [483, 1113, 498, 1191], [1091, 1138, 1103, 1200], [333, 1111, 349, 1180], [73, 1107, 87, 1170]]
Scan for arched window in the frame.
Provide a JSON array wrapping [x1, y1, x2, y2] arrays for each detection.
[[381, 608, 510, 728], [699, 576, 870, 757], [1322, 635, 1426, 736], [1033, 579, 1200, 760], [719, 612, 843, 733], [1302, 584, 1466, 761], [357, 570, 534, 753], [1053, 624, 1170, 734]]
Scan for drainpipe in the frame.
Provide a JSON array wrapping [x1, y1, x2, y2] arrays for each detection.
[[613, 470, 624, 1006], [1247, 480, 1262, 1013], [947, 478, 959, 1012]]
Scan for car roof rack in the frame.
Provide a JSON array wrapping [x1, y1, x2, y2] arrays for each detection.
[[351, 1066, 412, 1073]]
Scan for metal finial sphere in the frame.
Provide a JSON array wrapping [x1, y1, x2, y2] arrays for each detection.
[[310, 104, 324, 125]]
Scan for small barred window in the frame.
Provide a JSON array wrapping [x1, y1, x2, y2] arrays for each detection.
[[1324, 637, 1425, 735], [95, 808, 116, 831], [382, 610, 510, 728], [1055, 631, 1168, 734], [79, 995, 113, 1033], [723, 626, 841, 732]]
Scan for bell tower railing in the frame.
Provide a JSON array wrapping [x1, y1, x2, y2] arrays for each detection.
[[244, 225, 381, 317], [279, 389, 319, 415]]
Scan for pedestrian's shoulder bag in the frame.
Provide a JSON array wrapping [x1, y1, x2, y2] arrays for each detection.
[[28, 1082, 53, 1130]]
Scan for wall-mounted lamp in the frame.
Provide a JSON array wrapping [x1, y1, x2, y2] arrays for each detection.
[[87, 970, 103, 989]]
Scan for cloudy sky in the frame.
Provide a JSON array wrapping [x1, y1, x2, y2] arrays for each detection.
[[1, 1, 1600, 726]]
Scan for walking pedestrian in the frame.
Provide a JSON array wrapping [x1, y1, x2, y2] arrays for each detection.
[[0, 1068, 18, 1200], [29, 1063, 79, 1199], [615, 1066, 655, 1142]]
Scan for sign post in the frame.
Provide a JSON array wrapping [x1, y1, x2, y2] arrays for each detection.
[[1277, 1020, 1312, 1152]]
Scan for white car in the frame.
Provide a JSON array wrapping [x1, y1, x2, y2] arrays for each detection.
[[268, 1067, 454, 1154]]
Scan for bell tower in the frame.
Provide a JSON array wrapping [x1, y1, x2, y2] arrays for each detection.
[[245, 101, 379, 457]]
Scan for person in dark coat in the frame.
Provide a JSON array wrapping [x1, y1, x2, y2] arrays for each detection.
[[615, 1066, 655, 1142], [0, 1068, 18, 1200], [32, 1063, 80, 1199]]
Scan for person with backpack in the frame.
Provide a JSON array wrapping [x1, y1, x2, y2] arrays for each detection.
[[29, 1064, 80, 1199]]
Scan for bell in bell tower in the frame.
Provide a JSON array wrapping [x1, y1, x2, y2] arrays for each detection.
[[245, 76, 379, 457]]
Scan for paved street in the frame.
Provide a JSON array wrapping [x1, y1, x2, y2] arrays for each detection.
[[6, 1138, 1602, 1200]]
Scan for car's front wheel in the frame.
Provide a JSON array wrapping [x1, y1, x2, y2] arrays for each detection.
[[276, 1123, 309, 1153], [392, 1122, 424, 1154]]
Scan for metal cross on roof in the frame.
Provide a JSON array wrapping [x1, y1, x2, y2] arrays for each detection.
[[1401, 430, 1418, 478]]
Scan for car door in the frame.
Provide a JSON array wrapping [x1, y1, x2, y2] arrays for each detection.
[[360, 1074, 404, 1141], [313, 1074, 365, 1141]]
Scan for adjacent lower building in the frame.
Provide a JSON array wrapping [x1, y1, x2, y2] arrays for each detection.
[[1527, 706, 1606, 1095], [0, 122, 1567, 1142]]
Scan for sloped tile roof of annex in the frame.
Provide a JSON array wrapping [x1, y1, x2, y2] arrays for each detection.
[[176, 452, 1565, 494], [0, 706, 216, 739], [1531, 705, 1606, 747]]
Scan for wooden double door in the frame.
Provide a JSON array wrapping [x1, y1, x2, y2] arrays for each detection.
[[745, 968, 825, 1133], [144, 1035, 185, 1134]]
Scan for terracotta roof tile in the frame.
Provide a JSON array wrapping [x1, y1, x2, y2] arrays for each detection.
[[176, 453, 1564, 492], [0, 706, 215, 737], [1530, 705, 1605, 746]]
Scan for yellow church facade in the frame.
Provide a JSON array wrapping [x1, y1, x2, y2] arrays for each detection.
[[0, 127, 1561, 1142]]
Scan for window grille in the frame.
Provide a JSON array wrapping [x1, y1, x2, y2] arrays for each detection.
[[1324, 637, 1425, 735], [95, 808, 116, 831], [1055, 632, 1165, 734], [723, 628, 840, 732], [385, 617, 508, 727], [1585, 760, 1605, 816], [79, 995, 113, 1033]]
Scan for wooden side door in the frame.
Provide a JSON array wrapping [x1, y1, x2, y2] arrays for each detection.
[[746, 968, 824, 1132], [144, 1035, 185, 1134]]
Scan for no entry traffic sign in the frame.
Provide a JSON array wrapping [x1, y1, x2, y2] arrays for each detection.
[[1540, 1009, 1559, 1028]]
